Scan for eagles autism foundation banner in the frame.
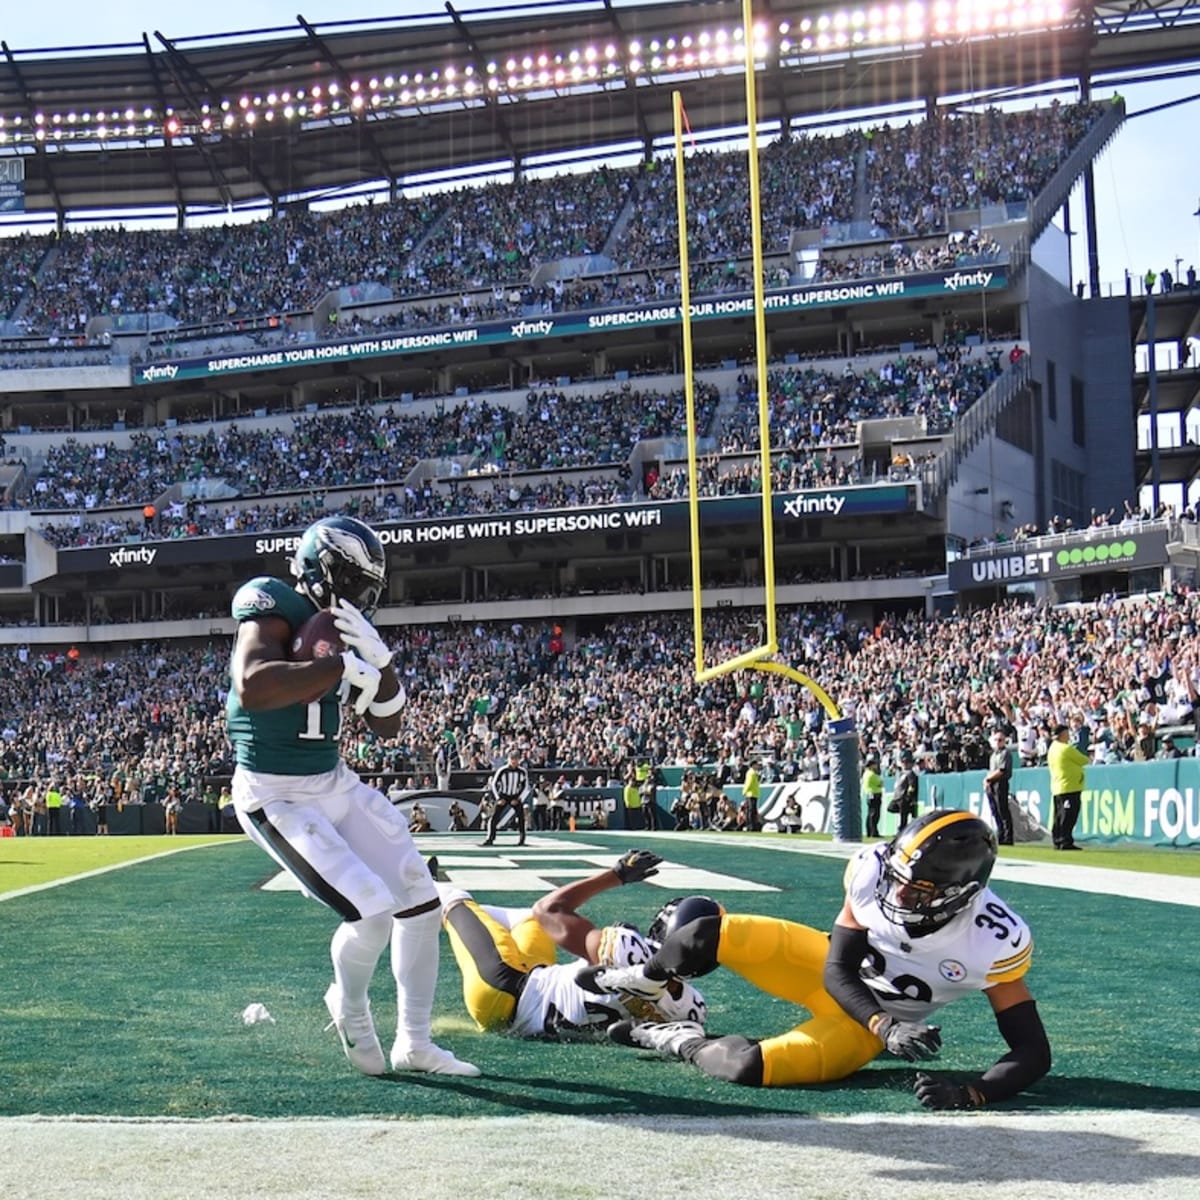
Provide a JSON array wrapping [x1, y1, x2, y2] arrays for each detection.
[[923, 759, 1200, 847], [670, 759, 1200, 846], [132, 267, 1009, 385]]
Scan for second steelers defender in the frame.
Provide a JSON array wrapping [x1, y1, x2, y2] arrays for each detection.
[[593, 809, 1051, 1109], [435, 849, 707, 1040]]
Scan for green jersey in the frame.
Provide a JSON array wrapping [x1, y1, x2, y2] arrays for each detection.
[[225, 576, 343, 775]]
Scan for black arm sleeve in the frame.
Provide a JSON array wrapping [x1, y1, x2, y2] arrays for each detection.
[[972, 999, 1052, 1104], [822, 924, 887, 1030]]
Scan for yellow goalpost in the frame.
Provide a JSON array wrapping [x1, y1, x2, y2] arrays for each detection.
[[672, 0, 840, 721]]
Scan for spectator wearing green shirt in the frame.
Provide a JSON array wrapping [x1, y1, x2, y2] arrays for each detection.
[[861, 757, 883, 838]]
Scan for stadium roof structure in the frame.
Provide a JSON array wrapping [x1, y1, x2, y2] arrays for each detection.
[[1, 0, 1200, 219]]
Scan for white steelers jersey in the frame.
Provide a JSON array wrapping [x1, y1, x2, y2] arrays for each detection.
[[843, 845, 1033, 1024], [511, 960, 633, 1040]]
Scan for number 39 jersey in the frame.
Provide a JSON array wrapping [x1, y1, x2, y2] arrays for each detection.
[[843, 845, 1034, 1024]]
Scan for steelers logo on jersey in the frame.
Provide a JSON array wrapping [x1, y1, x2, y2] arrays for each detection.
[[938, 959, 968, 982]]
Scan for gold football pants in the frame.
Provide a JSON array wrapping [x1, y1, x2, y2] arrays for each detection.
[[716, 914, 884, 1086], [443, 899, 557, 1031]]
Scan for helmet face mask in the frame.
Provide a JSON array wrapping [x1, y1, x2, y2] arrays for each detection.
[[291, 516, 386, 614], [875, 809, 997, 937]]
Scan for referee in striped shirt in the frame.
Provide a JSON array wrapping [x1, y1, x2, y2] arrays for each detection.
[[481, 755, 529, 847]]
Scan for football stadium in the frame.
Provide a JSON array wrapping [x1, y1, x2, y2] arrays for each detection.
[[1, 0, 1199, 1196]]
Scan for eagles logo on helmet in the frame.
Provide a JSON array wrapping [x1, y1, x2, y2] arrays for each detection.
[[290, 515, 387, 615], [648, 895, 725, 946], [875, 808, 998, 937]]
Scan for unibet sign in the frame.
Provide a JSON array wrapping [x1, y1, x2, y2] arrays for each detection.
[[948, 527, 1169, 589], [1054, 540, 1139, 568]]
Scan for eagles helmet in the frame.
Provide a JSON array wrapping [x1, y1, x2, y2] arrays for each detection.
[[291, 515, 387, 614], [876, 808, 997, 937], [648, 895, 724, 945]]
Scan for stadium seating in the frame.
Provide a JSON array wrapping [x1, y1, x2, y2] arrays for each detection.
[[0, 101, 1105, 348]]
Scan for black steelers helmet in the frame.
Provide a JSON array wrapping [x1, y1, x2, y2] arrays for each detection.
[[648, 895, 724, 945], [875, 809, 997, 937], [291, 515, 387, 614]]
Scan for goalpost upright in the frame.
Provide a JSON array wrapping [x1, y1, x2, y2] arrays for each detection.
[[673, 0, 860, 839]]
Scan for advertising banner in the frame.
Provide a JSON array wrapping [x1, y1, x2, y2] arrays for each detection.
[[664, 758, 1200, 846], [53, 484, 915, 574], [922, 760, 1200, 847], [947, 527, 1169, 590], [133, 267, 1009, 385]]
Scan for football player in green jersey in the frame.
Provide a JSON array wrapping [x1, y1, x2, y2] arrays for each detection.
[[226, 514, 479, 1078]]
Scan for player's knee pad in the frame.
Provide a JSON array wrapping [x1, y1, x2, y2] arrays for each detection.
[[336, 911, 392, 955], [655, 915, 722, 978]]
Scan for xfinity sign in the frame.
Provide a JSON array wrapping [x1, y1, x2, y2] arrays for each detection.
[[943, 270, 994, 291], [783, 493, 846, 518], [109, 546, 158, 566]]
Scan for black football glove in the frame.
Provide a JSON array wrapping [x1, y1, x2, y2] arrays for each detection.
[[873, 1015, 942, 1062], [914, 1072, 983, 1110], [613, 849, 662, 884]]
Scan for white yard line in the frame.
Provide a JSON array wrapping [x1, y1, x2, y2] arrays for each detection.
[[0, 839, 230, 903], [529, 829, 1200, 908]]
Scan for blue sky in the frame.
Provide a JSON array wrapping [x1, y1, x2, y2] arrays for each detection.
[[2, 1, 1197, 285]]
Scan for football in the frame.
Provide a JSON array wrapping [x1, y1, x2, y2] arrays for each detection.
[[290, 609, 345, 661]]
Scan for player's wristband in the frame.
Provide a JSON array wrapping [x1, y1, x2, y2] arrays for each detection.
[[367, 687, 406, 718]]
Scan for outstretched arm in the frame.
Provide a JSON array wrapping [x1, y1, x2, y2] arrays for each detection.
[[533, 850, 661, 961], [915, 978, 1051, 1109]]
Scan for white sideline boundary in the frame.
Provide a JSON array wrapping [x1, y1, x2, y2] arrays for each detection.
[[1, 1111, 1197, 1200], [4, 833, 1198, 1199]]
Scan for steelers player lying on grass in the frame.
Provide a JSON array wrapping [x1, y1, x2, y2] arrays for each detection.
[[588, 810, 1052, 1110], [434, 849, 707, 1040]]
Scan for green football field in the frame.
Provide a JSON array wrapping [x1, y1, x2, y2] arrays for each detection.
[[2, 831, 1198, 1199]]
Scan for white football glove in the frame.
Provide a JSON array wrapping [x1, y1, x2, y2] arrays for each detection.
[[332, 599, 393, 670], [340, 650, 382, 716]]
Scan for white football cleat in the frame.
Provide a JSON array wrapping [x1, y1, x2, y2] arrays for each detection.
[[610, 1019, 707, 1059], [323, 984, 387, 1076], [589, 964, 670, 1000], [390, 1041, 481, 1076]]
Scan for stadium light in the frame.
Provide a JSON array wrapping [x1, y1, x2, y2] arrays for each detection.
[[0, 2, 1084, 147]]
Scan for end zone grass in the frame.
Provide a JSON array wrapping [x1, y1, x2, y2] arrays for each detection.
[[2, 833, 1197, 1200]]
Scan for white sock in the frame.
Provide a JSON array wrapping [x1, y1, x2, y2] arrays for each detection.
[[391, 907, 441, 1049], [330, 913, 391, 1013]]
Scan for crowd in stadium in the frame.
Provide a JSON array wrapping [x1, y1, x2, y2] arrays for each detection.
[[2, 583, 1196, 815], [21, 382, 720, 517], [719, 342, 1004, 449], [813, 230, 1003, 283], [0, 100, 1107, 349], [16, 341, 1007, 550], [863, 101, 1108, 236]]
